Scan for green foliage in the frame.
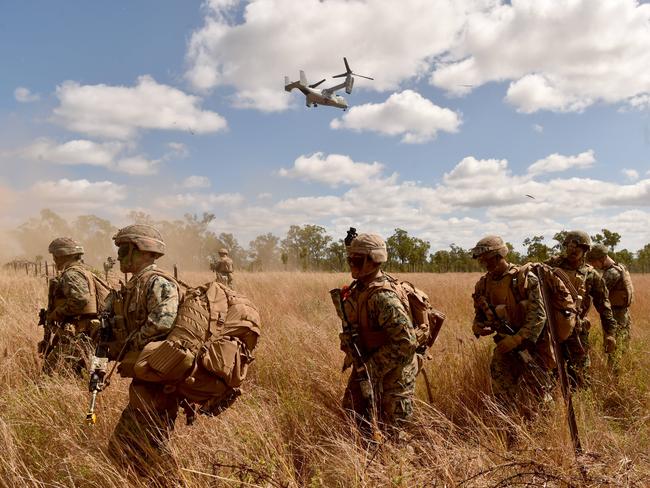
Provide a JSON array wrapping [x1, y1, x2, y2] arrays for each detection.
[[523, 235, 551, 262]]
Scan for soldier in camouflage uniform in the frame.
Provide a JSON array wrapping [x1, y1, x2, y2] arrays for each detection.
[[587, 243, 634, 371], [40, 238, 101, 376], [546, 231, 617, 388], [105, 224, 181, 472], [471, 236, 549, 408], [339, 233, 417, 435], [211, 248, 234, 287]]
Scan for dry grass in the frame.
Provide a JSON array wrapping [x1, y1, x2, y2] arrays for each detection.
[[0, 270, 649, 487]]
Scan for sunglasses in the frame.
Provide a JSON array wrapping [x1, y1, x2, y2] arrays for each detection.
[[117, 244, 132, 259]]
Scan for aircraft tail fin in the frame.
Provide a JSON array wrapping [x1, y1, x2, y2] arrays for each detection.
[[300, 70, 308, 86]]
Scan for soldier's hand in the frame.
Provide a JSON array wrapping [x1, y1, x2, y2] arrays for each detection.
[[472, 322, 493, 337], [495, 334, 523, 354], [37, 340, 48, 355], [46, 309, 61, 323], [604, 335, 616, 353], [339, 332, 352, 352]]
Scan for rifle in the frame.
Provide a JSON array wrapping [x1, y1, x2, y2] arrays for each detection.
[[483, 300, 516, 336], [330, 288, 382, 442], [37, 277, 59, 356], [85, 311, 112, 425], [536, 266, 582, 456]]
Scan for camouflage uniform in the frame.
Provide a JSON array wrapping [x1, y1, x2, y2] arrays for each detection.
[[546, 256, 617, 387], [342, 274, 418, 430], [212, 249, 234, 287], [106, 226, 181, 472], [42, 239, 99, 376], [472, 264, 548, 405], [600, 262, 633, 368]]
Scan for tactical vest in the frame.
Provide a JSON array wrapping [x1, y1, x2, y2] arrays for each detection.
[[553, 265, 590, 318], [475, 266, 527, 331], [54, 263, 105, 316], [607, 262, 634, 308], [215, 257, 234, 274], [343, 274, 411, 352], [122, 266, 181, 339]]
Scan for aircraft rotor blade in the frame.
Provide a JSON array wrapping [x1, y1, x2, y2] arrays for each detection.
[[332, 73, 348, 78], [309, 79, 327, 88], [352, 73, 374, 80], [343, 57, 351, 72]]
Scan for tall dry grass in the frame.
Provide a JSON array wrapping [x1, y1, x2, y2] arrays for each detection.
[[0, 270, 649, 487]]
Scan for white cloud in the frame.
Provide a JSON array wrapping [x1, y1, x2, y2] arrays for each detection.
[[155, 192, 244, 210], [30, 179, 126, 207], [53, 75, 227, 139], [181, 175, 211, 188], [527, 150, 595, 175], [279, 152, 384, 187], [431, 0, 650, 113], [14, 87, 40, 103], [16, 138, 160, 175], [533, 124, 544, 133], [20, 138, 123, 167], [167, 142, 189, 158], [622, 168, 640, 182], [330, 90, 461, 143], [185, 0, 465, 110]]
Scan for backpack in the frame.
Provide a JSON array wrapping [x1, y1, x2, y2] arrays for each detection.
[[66, 264, 111, 315], [364, 274, 446, 353], [515, 262, 578, 342], [608, 262, 634, 308], [133, 281, 261, 414]]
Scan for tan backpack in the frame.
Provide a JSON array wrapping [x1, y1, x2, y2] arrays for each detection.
[[365, 274, 446, 353], [67, 264, 111, 315], [609, 263, 634, 308], [133, 281, 261, 413]]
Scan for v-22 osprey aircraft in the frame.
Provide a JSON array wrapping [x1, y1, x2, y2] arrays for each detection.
[[284, 58, 373, 110]]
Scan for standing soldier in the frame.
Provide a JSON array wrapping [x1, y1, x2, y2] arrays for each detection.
[[105, 224, 181, 472], [586, 243, 634, 371], [546, 231, 617, 387], [40, 238, 104, 376], [212, 248, 234, 287], [470, 236, 549, 409], [336, 233, 417, 437]]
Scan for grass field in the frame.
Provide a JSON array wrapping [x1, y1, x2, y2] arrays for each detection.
[[0, 270, 648, 487]]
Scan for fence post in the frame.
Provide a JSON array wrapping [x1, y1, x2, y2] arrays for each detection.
[[173, 264, 178, 280]]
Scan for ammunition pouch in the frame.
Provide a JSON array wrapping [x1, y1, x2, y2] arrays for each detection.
[[117, 350, 141, 378], [133, 340, 195, 383], [200, 336, 251, 388], [111, 315, 128, 343]]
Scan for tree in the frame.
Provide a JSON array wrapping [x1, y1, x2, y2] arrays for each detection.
[[281, 225, 332, 271], [523, 235, 551, 262], [325, 240, 347, 272], [386, 228, 414, 270], [249, 233, 280, 271], [552, 231, 569, 253], [592, 228, 621, 251]]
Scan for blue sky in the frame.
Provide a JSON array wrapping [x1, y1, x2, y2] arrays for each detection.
[[1, 0, 650, 255]]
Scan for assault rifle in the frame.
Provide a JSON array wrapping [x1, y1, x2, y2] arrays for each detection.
[[330, 288, 382, 442], [37, 277, 59, 356], [536, 266, 582, 455], [85, 312, 112, 425]]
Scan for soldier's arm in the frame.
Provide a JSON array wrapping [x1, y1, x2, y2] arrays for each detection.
[[50, 269, 91, 320], [601, 267, 620, 297], [589, 271, 617, 336], [517, 272, 546, 343], [367, 290, 416, 370], [472, 277, 489, 326], [134, 275, 179, 348]]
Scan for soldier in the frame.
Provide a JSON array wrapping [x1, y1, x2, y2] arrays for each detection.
[[105, 224, 181, 472], [586, 243, 634, 371], [211, 248, 234, 287], [339, 233, 417, 436], [471, 236, 549, 409], [40, 238, 102, 376], [546, 231, 617, 388]]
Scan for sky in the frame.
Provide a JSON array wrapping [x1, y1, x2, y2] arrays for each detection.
[[1, 0, 650, 255]]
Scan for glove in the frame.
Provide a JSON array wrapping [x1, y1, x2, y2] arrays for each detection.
[[339, 331, 352, 352], [37, 340, 48, 355], [604, 335, 616, 353], [495, 334, 524, 354], [472, 322, 493, 337], [46, 308, 61, 323]]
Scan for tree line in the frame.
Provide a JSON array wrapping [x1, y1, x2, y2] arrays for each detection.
[[7, 209, 650, 273]]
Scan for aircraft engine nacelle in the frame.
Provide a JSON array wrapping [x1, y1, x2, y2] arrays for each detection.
[[345, 76, 354, 94]]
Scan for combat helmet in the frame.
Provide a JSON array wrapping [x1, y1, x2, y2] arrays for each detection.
[[586, 243, 609, 261], [113, 224, 166, 256], [563, 230, 591, 250], [471, 235, 508, 259], [48, 237, 84, 257], [347, 233, 388, 263], [218, 248, 229, 255]]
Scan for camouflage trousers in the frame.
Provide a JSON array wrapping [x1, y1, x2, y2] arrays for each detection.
[[563, 320, 591, 389], [108, 379, 180, 475], [607, 307, 632, 372], [215, 272, 233, 288], [342, 354, 417, 433], [42, 327, 94, 377], [490, 348, 552, 411]]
